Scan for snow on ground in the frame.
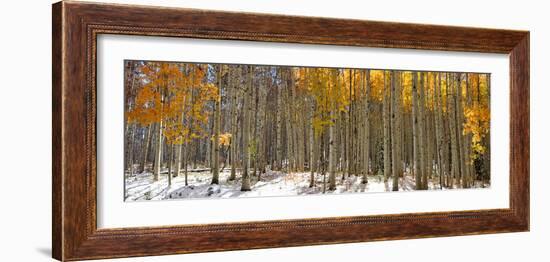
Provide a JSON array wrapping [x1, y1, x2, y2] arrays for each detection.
[[125, 168, 489, 201]]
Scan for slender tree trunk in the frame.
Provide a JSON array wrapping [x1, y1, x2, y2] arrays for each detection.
[[412, 72, 422, 189], [241, 66, 253, 191], [124, 62, 137, 176], [309, 98, 316, 187], [167, 144, 173, 186], [126, 124, 137, 176], [253, 73, 261, 176], [397, 72, 404, 179], [211, 65, 222, 184], [435, 73, 445, 189], [229, 68, 238, 181], [454, 73, 465, 188], [383, 70, 392, 182], [462, 73, 473, 188], [284, 71, 293, 173], [346, 69, 353, 180], [391, 71, 400, 191], [448, 73, 460, 188], [276, 71, 283, 171], [185, 72, 198, 185], [341, 112, 347, 175], [444, 73, 451, 187], [328, 70, 338, 190], [424, 74, 433, 189], [458, 74, 470, 188], [206, 116, 212, 168], [321, 129, 327, 194], [418, 72, 427, 189], [139, 124, 152, 173], [328, 110, 336, 191], [362, 70, 370, 184], [184, 103, 194, 186], [153, 89, 165, 181], [175, 143, 181, 177]]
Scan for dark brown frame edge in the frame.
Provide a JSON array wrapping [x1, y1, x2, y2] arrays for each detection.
[[52, 1, 529, 261]]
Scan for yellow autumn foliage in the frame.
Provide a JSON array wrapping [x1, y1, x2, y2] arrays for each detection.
[[127, 62, 220, 146]]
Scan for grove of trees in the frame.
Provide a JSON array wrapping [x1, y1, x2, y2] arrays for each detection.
[[124, 60, 491, 199]]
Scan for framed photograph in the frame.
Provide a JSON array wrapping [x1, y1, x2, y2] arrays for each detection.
[[52, 1, 529, 261]]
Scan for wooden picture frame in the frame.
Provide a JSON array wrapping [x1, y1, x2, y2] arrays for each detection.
[[52, 1, 529, 261]]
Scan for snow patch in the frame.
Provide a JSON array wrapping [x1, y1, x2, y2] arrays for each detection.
[[124, 168, 488, 201]]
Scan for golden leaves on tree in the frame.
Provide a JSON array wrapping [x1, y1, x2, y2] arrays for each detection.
[[127, 62, 220, 146], [128, 61, 490, 168]]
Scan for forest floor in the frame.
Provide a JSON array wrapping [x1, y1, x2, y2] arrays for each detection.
[[124, 167, 488, 201]]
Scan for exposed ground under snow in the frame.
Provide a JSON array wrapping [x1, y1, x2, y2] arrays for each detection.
[[125, 168, 488, 201]]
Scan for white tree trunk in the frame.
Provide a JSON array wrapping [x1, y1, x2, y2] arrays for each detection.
[[241, 66, 253, 191]]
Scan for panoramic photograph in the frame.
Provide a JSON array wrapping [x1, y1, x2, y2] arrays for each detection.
[[123, 60, 491, 201]]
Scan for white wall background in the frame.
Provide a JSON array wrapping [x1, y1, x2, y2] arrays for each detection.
[[0, 0, 546, 261]]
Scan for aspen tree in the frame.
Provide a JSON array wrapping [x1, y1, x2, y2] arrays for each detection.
[[362, 69, 371, 184], [383, 70, 392, 182], [448, 73, 460, 188], [391, 71, 400, 191], [412, 72, 422, 189], [211, 65, 222, 184], [229, 67, 238, 181], [328, 69, 338, 191], [434, 73, 445, 188]]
